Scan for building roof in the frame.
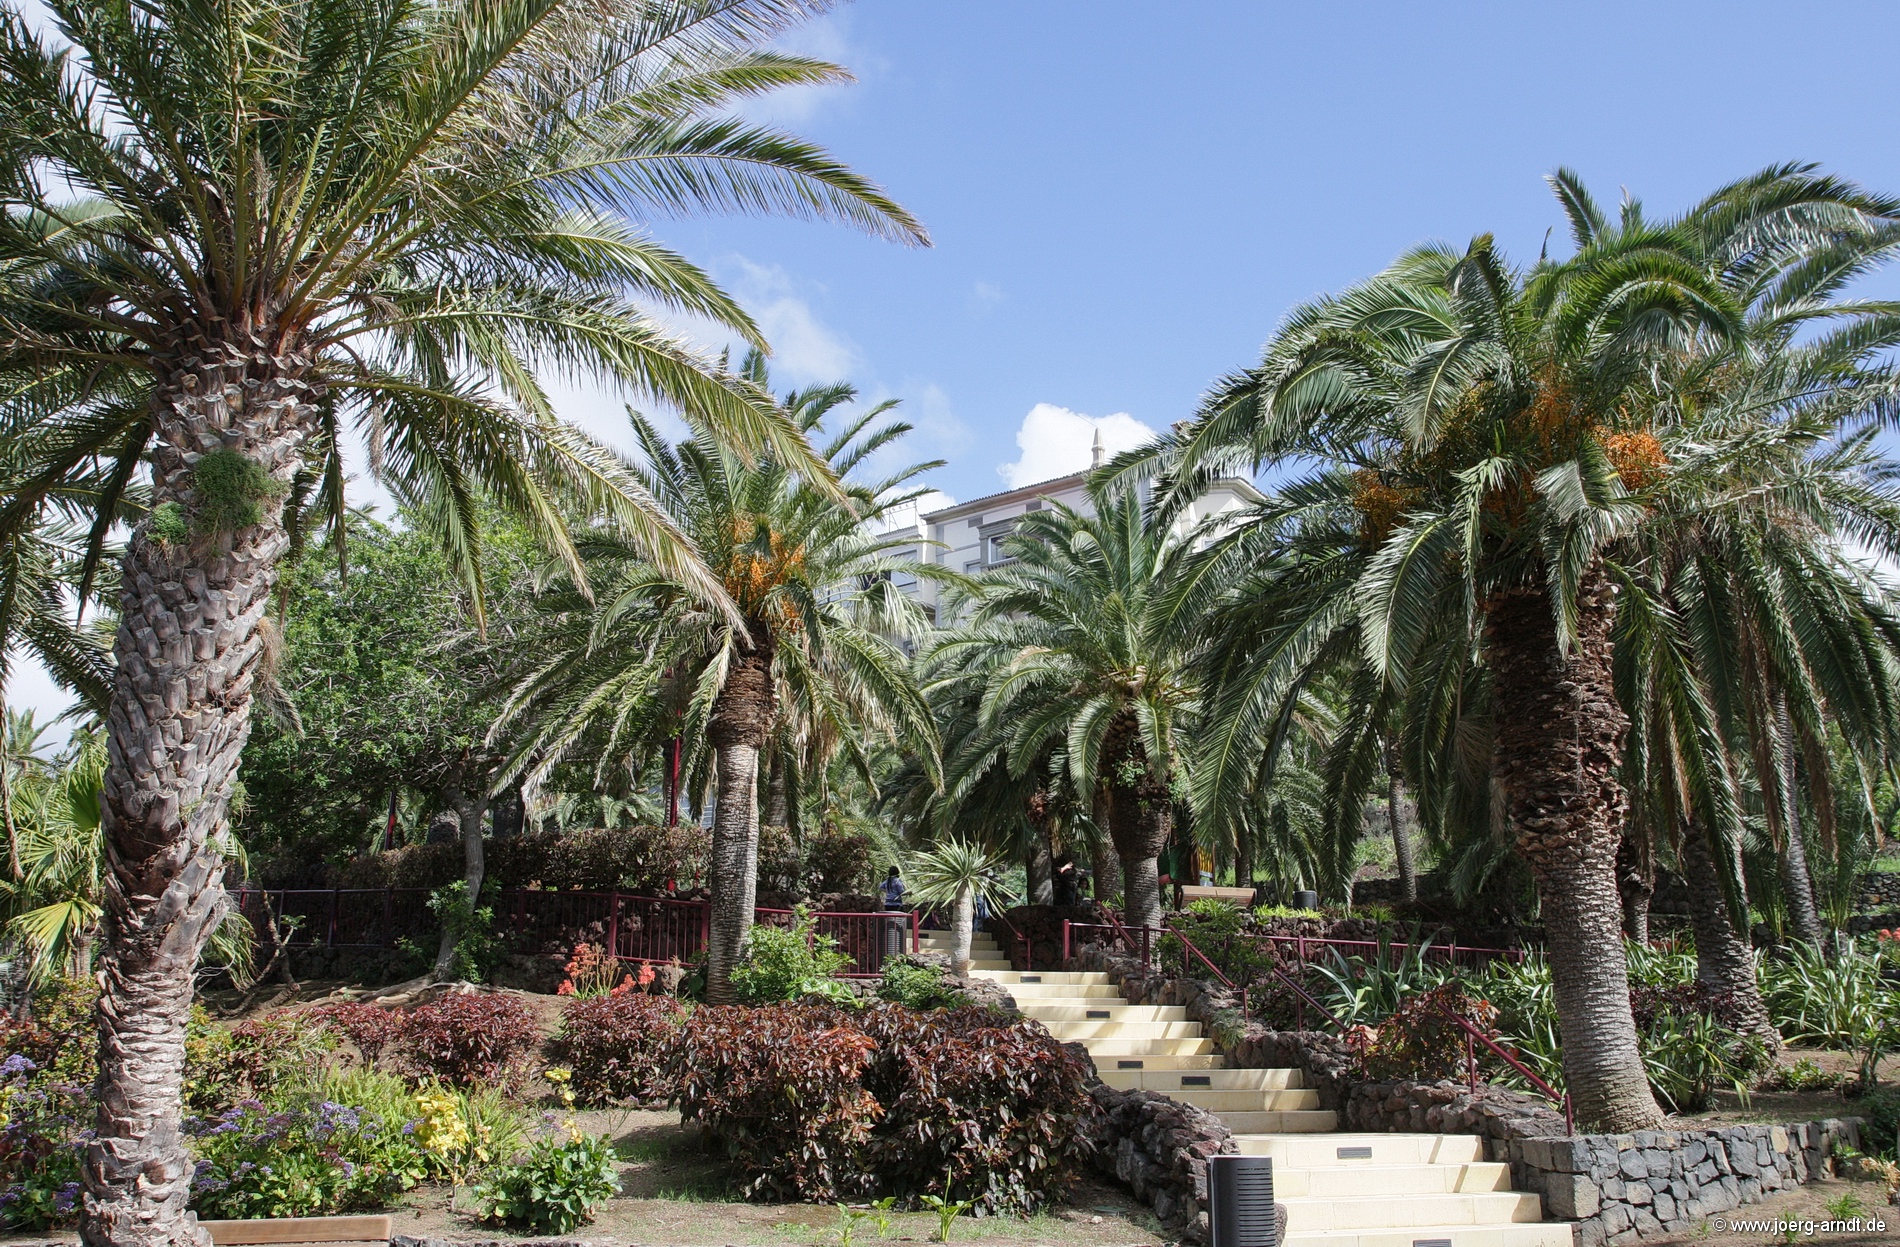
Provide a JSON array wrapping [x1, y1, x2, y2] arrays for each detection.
[[921, 470, 1090, 524]]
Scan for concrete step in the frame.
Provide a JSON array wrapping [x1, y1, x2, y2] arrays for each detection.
[[1233, 1133, 1487, 1166], [1039, 1019, 1203, 1039], [1016, 1003, 1187, 1022], [1211, 1109, 1338, 1134], [1281, 1192, 1544, 1232], [970, 970, 1108, 985], [917, 934, 999, 947], [1091, 1053, 1228, 1071], [1164, 1088, 1320, 1113], [1281, 1224, 1572, 1247], [1099, 1067, 1301, 1092], [1069, 1036, 1217, 1056], [1003, 982, 1124, 999], [1275, 1162, 1515, 1198]]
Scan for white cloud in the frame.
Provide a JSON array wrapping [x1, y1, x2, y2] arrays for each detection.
[[998, 404, 1157, 488], [968, 281, 1005, 312], [741, 10, 880, 126]]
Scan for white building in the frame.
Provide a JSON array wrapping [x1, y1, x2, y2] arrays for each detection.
[[882, 429, 1263, 619]]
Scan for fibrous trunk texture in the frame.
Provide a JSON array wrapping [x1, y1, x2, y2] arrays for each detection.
[[1386, 736, 1417, 903], [1680, 821, 1780, 1053], [1025, 840, 1053, 906], [951, 886, 974, 973], [86, 336, 315, 1247], [1617, 830, 1654, 945], [432, 784, 489, 979], [1774, 703, 1825, 944], [1091, 787, 1122, 904], [1486, 573, 1663, 1131], [1106, 744, 1172, 935], [704, 637, 774, 1005]]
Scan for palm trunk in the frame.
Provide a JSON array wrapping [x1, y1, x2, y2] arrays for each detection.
[[1680, 821, 1779, 1053], [1617, 829, 1654, 945], [1487, 573, 1662, 1131], [433, 785, 489, 980], [764, 752, 790, 827], [1385, 737, 1417, 903], [950, 885, 974, 973], [1774, 703, 1825, 944], [704, 637, 774, 1005], [1108, 749, 1173, 935], [1234, 818, 1254, 894], [86, 339, 314, 1247], [1025, 839, 1053, 906], [1091, 787, 1122, 905]]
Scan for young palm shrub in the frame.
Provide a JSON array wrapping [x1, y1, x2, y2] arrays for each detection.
[[906, 839, 1010, 972], [0, 3, 926, 1239]]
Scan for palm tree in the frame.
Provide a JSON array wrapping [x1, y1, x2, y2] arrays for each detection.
[[1151, 166, 1900, 1130], [0, 3, 924, 1239], [490, 363, 943, 1003], [906, 838, 1010, 972], [938, 485, 1211, 934]]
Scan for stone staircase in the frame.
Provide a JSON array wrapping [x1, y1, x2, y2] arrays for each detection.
[[925, 929, 1569, 1247]]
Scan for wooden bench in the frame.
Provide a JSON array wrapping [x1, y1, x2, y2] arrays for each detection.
[[203, 1216, 392, 1246], [1177, 885, 1258, 908]]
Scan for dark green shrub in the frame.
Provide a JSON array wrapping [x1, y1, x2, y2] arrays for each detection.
[[477, 1131, 621, 1233], [551, 992, 687, 1106], [876, 958, 966, 1010], [730, 906, 855, 1004], [1862, 1085, 1900, 1157]]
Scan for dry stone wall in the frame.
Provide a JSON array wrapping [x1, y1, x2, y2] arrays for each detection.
[[1506, 1120, 1861, 1246]]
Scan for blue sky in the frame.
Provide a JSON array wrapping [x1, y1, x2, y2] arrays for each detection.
[[610, 0, 1900, 505], [12, 0, 1900, 728]]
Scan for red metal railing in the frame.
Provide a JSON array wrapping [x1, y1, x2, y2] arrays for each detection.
[[1264, 933, 1521, 971], [230, 887, 916, 978], [1433, 997, 1573, 1133]]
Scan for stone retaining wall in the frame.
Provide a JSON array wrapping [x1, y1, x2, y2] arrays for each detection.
[[1506, 1120, 1862, 1246], [1083, 1082, 1234, 1243], [1345, 1077, 1569, 1140]]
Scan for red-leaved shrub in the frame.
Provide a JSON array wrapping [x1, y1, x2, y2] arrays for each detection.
[[397, 994, 539, 1087], [669, 1002, 1092, 1212], [671, 1004, 881, 1201], [859, 1005, 1091, 1212], [303, 1002, 407, 1065], [1344, 982, 1499, 1082], [552, 993, 687, 1106]]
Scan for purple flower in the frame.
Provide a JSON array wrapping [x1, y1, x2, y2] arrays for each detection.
[[1, 1054, 38, 1076], [52, 1182, 79, 1214]]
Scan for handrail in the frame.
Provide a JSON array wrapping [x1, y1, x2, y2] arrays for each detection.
[[1266, 963, 1341, 1031], [1165, 922, 1250, 1017], [989, 909, 1030, 970], [1431, 998, 1574, 1134]]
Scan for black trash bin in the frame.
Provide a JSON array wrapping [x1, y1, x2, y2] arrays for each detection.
[[1207, 1154, 1277, 1247]]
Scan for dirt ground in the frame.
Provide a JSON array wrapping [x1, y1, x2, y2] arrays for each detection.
[[1636, 1173, 1897, 1247], [382, 1108, 1167, 1246]]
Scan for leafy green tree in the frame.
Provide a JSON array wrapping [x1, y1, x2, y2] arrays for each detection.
[[0, 2, 923, 1238], [491, 364, 942, 1003], [238, 515, 534, 888]]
